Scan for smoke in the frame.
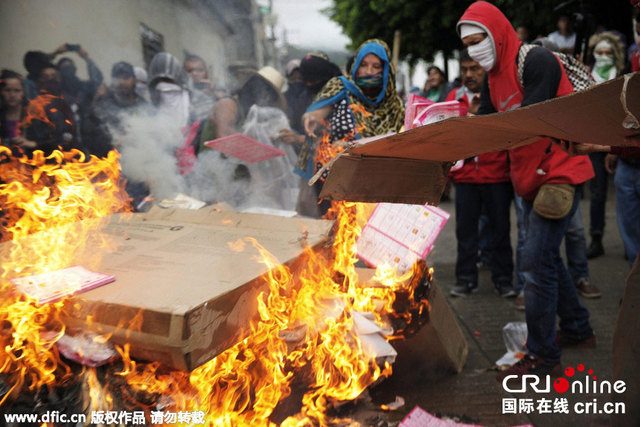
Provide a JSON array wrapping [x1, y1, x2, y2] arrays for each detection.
[[110, 105, 300, 212]]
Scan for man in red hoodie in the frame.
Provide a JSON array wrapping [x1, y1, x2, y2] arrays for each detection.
[[446, 49, 515, 299], [457, 1, 595, 377]]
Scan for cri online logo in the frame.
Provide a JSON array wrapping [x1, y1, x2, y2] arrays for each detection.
[[503, 364, 626, 394]]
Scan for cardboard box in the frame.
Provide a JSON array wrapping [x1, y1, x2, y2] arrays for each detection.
[[355, 268, 468, 376], [59, 207, 334, 371], [321, 73, 640, 204]]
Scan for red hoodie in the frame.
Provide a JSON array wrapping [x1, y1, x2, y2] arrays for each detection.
[[445, 87, 510, 184], [457, 1, 594, 200]]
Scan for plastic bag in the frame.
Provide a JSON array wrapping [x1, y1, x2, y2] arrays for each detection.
[[496, 321, 528, 366]]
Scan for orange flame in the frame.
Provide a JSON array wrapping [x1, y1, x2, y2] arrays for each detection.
[[0, 149, 129, 405], [0, 148, 431, 424]]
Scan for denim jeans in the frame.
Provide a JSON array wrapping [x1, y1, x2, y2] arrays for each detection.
[[455, 182, 513, 286], [589, 152, 609, 237], [514, 195, 526, 292], [564, 205, 590, 283], [521, 186, 593, 363], [615, 161, 640, 266]]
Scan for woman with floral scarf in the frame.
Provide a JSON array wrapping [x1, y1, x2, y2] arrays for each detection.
[[296, 39, 404, 214]]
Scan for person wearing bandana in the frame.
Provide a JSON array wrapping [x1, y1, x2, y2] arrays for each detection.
[[457, 1, 595, 380], [299, 39, 404, 214]]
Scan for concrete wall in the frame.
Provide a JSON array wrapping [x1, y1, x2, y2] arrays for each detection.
[[0, 0, 237, 86]]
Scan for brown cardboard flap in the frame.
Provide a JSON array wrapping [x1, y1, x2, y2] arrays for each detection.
[[321, 73, 640, 204], [319, 154, 451, 205]]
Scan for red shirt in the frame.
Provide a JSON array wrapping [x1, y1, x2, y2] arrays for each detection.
[[445, 86, 510, 184]]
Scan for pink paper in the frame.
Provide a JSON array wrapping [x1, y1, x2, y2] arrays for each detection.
[[204, 133, 286, 163], [400, 406, 482, 427], [413, 101, 468, 127], [10, 266, 116, 305], [356, 203, 449, 273], [405, 94, 434, 130]]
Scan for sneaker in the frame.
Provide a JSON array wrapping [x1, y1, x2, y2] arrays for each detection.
[[576, 278, 601, 298], [586, 239, 604, 259], [514, 291, 525, 310], [495, 283, 517, 298], [450, 282, 478, 297], [497, 354, 562, 382], [556, 331, 597, 348]]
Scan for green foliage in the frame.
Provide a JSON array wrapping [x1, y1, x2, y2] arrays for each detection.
[[325, 0, 578, 62]]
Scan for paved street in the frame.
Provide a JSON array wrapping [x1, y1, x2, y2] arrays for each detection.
[[371, 184, 630, 426]]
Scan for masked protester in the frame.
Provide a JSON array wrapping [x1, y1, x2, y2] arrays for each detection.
[[445, 50, 515, 299], [457, 1, 595, 379], [299, 39, 404, 215], [580, 32, 626, 262], [148, 52, 190, 128]]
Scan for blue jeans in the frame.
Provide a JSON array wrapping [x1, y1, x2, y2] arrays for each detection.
[[615, 161, 640, 266], [589, 152, 609, 236], [565, 205, 589, 283], [454, 182, 513, 286], [514, 195, 526, 292], [521, 186, 593, 363]]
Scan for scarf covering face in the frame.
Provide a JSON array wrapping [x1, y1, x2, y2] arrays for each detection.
[[296, 39, 404, 179], [307, 39, 404, 138]]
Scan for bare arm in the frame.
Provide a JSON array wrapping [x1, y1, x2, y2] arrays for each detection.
[[210, 97, 239, 138]]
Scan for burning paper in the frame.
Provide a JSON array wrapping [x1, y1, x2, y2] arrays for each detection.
[[357, 204, 450, 273], [204, 133, 286, 163], [10, 266, 115, 305]]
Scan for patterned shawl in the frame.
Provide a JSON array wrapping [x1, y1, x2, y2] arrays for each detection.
[[294, 39, 404, 180]]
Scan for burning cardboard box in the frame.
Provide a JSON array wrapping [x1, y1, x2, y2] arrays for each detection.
[[58, 206, 334, 371]]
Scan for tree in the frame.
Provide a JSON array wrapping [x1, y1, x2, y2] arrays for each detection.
[[326, 0, 633, 65]]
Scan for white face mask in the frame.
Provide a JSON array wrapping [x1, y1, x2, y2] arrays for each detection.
[[468, 37, 496, 71], [593, 53, 614, 68]]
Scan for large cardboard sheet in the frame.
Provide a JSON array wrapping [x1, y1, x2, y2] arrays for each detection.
[[321, 73, 640, 204], [53, 207, 334, 371]]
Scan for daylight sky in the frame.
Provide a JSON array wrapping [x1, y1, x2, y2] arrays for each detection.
[[269, 0, 351, 50]]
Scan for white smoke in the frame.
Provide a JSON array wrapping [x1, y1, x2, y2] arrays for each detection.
[[111, 105, 300, 211]]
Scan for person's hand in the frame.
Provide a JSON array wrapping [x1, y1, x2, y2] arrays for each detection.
[[302, 113, 320, 138], [277, 128, 305, 145], [11, 136, 37, 149], [78, 46, 88, 59], [605, 153, 618, 174], [468, 95, 481, 115]]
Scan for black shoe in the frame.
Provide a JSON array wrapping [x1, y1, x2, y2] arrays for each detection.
[[450, 282, 478, 297], [586, 239, 604, 259], [495, 283, 517, 298]]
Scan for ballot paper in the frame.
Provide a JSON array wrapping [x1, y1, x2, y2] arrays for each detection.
[[404, 94, 434, 130], [400, 406, 483, 427], [357, 204, 450, 273], [204, 133, 286, 163], [10, 266, 115, 305], [413, 100, 468, 127]]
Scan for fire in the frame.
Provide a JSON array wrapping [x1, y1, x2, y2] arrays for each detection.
[[0, 151, 431, 424], [0, 148, 129, 405]]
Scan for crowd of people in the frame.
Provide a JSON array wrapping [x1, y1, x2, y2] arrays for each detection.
[[0, 1, 639, 418]]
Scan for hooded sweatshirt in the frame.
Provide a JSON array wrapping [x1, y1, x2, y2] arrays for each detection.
[[458, 1, 594, 200]]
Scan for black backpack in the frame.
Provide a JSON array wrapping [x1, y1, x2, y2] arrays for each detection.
[[517, 44, 595, 93]]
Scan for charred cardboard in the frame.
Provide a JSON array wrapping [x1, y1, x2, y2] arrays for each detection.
[[321, 73, 640, 204], [59, 206, 334, 371], [355, 268, 468, 376]]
